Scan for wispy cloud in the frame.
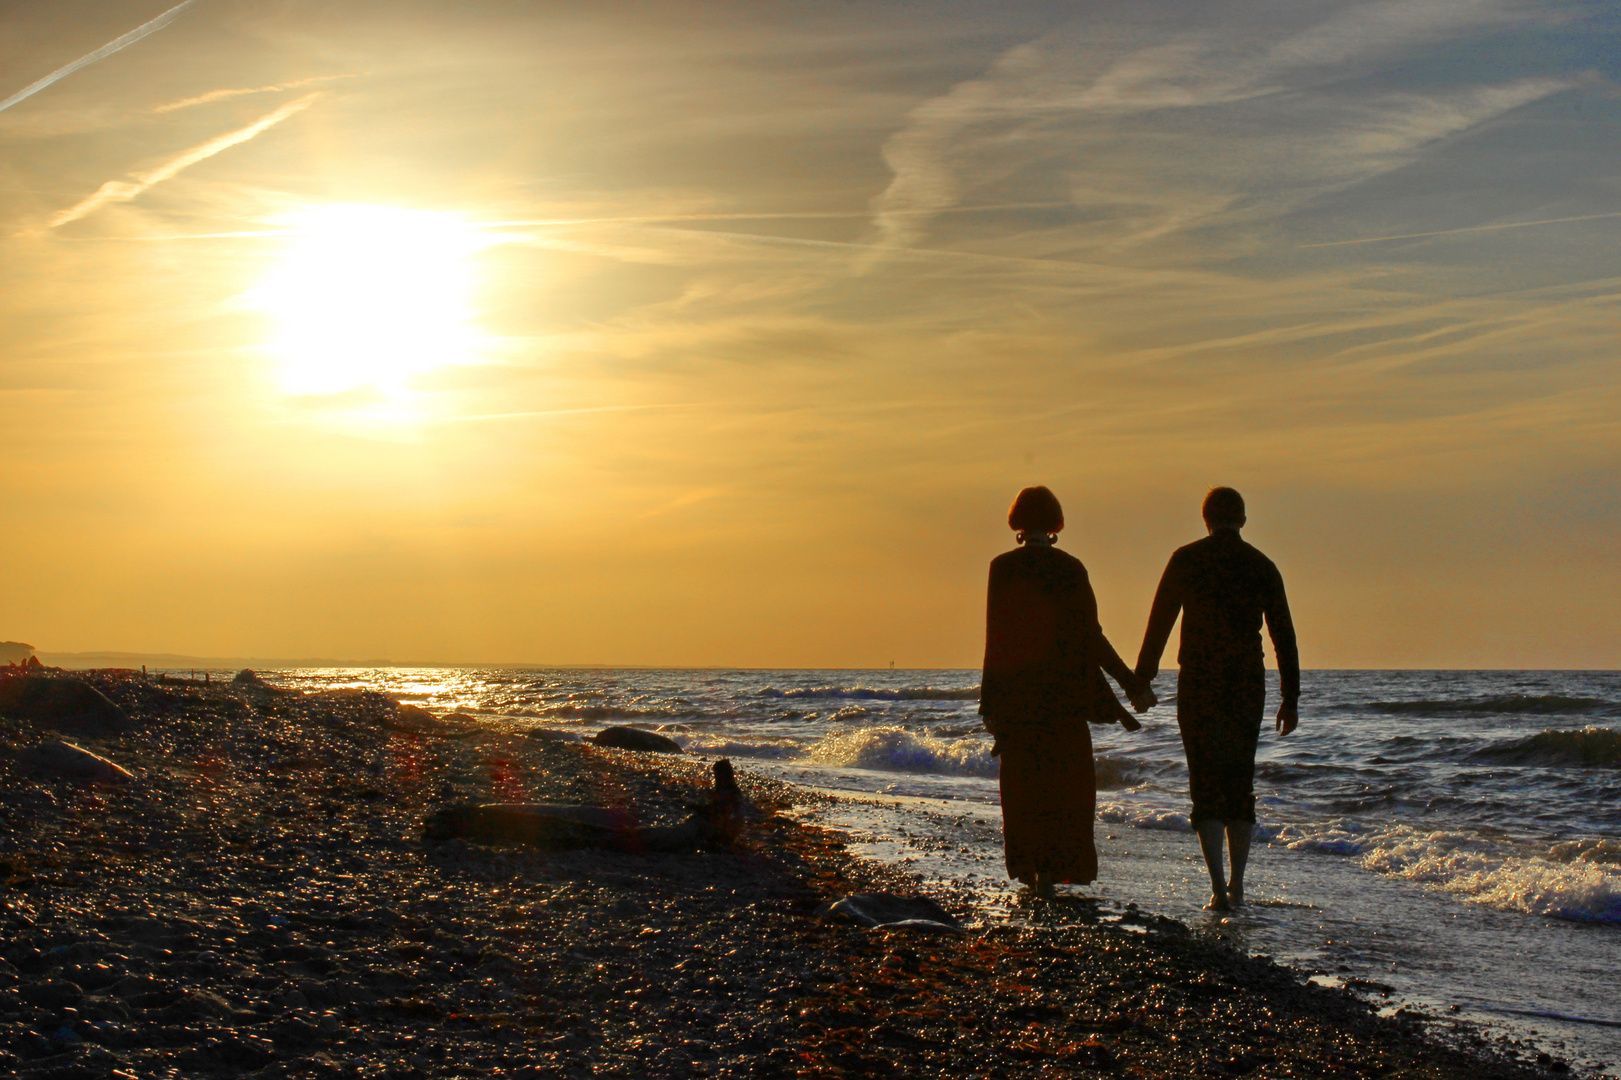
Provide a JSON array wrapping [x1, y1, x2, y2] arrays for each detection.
[[1300, 209, 1621, 247], [152, 74, 352, 113], [44, 93, 321, 230], [865, 0, 1555, 259], [0, 0, 206, 116]]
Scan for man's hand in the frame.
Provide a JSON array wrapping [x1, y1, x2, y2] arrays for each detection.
[[1126, 677, 1158, 714], [1276, 700, 1299, 736]]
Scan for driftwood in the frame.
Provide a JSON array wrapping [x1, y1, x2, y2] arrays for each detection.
[[423, 759, 749, 852]]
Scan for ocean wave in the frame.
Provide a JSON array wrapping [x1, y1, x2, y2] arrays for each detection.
[[1468, 726, 1621, 767], [808, 725, 997, 777], [1365, 695, 1617, 717], [760, 685, 980, 702], [521, 705, 710, 722], [672, 736, 804, 761], [1275, 821, 1621, 923], [1092, 756, 1142, 790]]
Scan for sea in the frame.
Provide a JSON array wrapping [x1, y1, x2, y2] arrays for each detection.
[[202, 666, 1621, 1073]]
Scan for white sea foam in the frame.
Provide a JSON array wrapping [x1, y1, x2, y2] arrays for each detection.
[[1099, 802, 1191, 831], [809, 725, 997, 777], [1276, 821, 1621, 923]]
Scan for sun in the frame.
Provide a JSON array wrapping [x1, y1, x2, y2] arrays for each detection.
[[249, 204, 489, 400]]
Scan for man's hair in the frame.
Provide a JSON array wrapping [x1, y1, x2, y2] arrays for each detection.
[[1202, 486, 1246, 528], [1008, 486, 1064, 534]]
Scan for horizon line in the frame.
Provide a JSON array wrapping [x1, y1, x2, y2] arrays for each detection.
[[29, 651, 1615, 673]]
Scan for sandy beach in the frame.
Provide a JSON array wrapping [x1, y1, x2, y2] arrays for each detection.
[[0, 670, 1583, 1079]]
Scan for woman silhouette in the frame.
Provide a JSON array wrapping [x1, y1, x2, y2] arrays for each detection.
[[979, 486, 1149, 898]]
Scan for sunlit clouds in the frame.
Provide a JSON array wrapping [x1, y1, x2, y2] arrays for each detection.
[[0, 0, 1617, 667]]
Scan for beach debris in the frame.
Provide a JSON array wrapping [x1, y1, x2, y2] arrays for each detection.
[[423, 758, 749, 852], [15, 739, 134, 782], [0, 675, 133, 734], [816, 892, 965, 935], [592, 725, 683, 754]]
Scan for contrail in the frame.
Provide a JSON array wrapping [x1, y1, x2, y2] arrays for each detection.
[[1299, 210, 1621, 249], [0, 0, 206, 116], [46, 93, 321, 229]]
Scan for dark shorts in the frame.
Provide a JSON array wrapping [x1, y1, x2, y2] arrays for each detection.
[[1176, 668, 1266, 825]]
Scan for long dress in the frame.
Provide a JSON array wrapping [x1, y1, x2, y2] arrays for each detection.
[[1134, 530, 1299, 825], [979, 539, 1135, 885]]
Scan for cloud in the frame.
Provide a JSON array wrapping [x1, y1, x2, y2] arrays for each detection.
[[864, 0, 1557, 258], [44, 93, 321, 230], [152, 75, 352, 113], [0, 0, 205, 116]]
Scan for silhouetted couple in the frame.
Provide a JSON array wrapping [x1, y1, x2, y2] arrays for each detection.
[[979, 486, 1299, 910]]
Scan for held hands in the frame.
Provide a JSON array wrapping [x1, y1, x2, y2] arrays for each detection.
[[1276, 700, 1299, 736], [1126, 675, 1158, 714]]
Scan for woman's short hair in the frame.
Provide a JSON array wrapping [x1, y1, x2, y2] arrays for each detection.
[[1202, 486, 1246, 528], [1008, 486, 1064, 534]]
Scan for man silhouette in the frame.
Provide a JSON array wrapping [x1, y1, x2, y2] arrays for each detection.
[[1135, 487, 1298, 912]]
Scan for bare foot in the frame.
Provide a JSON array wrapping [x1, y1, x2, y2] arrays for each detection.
[[1227, 884, 1245, 907], [1204, 892, 1231, 912]]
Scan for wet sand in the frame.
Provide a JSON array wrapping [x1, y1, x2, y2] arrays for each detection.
[[0, 671, 1584, 1078]]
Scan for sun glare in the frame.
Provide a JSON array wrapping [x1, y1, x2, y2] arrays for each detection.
[[250, 205, 488, 400]]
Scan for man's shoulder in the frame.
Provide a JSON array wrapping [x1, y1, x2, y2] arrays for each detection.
[[1170, 534, 1281, 576]]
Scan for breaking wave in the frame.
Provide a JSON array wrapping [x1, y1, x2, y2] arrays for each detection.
[[1469, 727, 1621, 768], [760, 685, 980, 702], [809, 725, 996, 777], [1275, 821, 1621, 923]]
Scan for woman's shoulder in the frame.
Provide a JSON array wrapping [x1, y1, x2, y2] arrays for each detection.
[[991, 544, 1086, 575]]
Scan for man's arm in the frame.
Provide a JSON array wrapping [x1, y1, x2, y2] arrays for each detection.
[[1134, 555, 1184, 682], [1265, 566, 1300, 735]]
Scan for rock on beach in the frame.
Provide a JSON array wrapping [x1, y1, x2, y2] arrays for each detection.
[[0, 675, 133, 734], [591, 725, 682, 753]]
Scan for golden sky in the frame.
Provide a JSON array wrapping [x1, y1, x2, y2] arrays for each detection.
[[2, 0, 1617, 668]]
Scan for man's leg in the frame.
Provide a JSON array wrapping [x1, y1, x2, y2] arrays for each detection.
[[1195, 819, 1230, 911], [1226, 822, 1252, 905]]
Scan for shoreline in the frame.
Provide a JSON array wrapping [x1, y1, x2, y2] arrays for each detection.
[[0, 670, 1588, 1079]]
